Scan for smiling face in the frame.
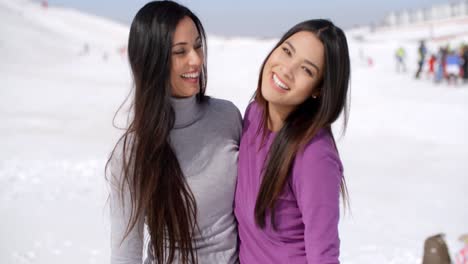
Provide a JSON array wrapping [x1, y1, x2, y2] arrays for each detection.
[[170, 16, 204, 98], [261, 31, 325, 114]]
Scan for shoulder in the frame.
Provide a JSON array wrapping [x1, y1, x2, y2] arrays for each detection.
[[293, 129, 343, 183], [203, 97, 242, 137], [290, 129, 343, 209], [205, 97, 241, 120], [241, 101, 263, 131], [243, 101, 261, 120], [205, 97, 237, 111], [301, 129, 341, 165]]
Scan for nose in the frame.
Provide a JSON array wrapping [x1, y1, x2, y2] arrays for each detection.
[[280, 61, 294, 82], [188, 48, 203, 68]]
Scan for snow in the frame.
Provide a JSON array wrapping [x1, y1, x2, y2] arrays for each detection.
[[1, 0, 467, 263]]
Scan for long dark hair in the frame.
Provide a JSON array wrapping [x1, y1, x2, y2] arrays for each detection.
[[105, 1, 207, 263], [254, 19, 350, 228]]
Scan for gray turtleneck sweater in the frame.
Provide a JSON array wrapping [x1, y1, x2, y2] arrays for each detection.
[[109, 96, 242, 264]]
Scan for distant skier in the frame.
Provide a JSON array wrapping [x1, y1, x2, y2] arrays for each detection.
[[395, 47, 406, 73], [462, 45, 468, 83], [435, 47, 447, 83], [427, 54, 436, 79], [456, 234, 468, 264], [445, 49, 462, 85], [118, 46, 127, 58], [415, 40, 427, 79], [78, 43, 89, 56]]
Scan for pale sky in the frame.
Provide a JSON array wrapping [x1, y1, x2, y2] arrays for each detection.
[[47, 0, 450, 37]]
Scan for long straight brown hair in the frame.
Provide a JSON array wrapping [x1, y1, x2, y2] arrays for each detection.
[[105, 1, 207, 263], [254, 19, 350, 228]]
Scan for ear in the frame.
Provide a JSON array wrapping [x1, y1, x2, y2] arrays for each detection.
[[311, 84, 323, 99], [312, 78, 324, 99]]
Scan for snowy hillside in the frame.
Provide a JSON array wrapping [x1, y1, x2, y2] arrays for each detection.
[[1, 0, 467, 263]]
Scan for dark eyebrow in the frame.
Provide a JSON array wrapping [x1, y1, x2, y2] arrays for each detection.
[[173, 42, 187, 47], [285, 41, 296, 53], [285, 41, 320, 73], [305, 59, 320, 74], [172, 36, 201, 48]]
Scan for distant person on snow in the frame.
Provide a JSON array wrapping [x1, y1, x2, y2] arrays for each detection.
[[462, 45, 468, 83], [395, 47, 406, 73], [456, 234, 468, 264], [78, 43, 89, 56], [435, 47, 447, 83], [445, 49, 462, 85], [415, 40, 427, 79], [427, 54, 436, 79]]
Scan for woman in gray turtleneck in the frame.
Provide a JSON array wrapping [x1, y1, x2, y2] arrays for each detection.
[[107, 2, 241, 263]]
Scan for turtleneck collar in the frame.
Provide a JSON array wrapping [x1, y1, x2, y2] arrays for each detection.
[[170, 95, 205, 129]]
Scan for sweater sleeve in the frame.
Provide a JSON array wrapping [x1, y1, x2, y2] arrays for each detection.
[[291, 138, 342, 264], [109, 145, 145, 264]]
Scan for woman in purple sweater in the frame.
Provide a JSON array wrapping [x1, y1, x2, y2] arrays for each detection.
[[234, 19, 350, 263]]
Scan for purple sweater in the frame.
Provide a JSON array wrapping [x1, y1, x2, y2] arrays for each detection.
[[234, 102, 342, 264]]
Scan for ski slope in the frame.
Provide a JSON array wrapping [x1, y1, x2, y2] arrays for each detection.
[[1, 0, 467, 263]]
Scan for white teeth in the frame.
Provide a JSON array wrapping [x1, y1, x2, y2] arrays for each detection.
[[273, 74, 289, 90], [181, 72, 199, 78]]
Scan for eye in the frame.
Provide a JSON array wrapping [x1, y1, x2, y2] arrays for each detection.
[[173, 49, 186, 55], [302, 66, 314, 77], [194, 42, 202, 50], [282, 47, 292, 56]]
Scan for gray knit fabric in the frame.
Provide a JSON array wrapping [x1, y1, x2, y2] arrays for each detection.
[[109, 96, 242, 264]]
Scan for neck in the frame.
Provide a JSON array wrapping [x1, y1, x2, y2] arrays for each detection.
[[267, 103, 293, 132], [170, 95, 205, 129]]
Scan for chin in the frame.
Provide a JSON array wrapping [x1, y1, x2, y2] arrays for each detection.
[[261, 84, 280, 104], [183, 86, 200, 97], [192, 87, 200, 96]]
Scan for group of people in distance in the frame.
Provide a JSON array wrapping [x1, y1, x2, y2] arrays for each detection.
[[397, 40, 468, 85]]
